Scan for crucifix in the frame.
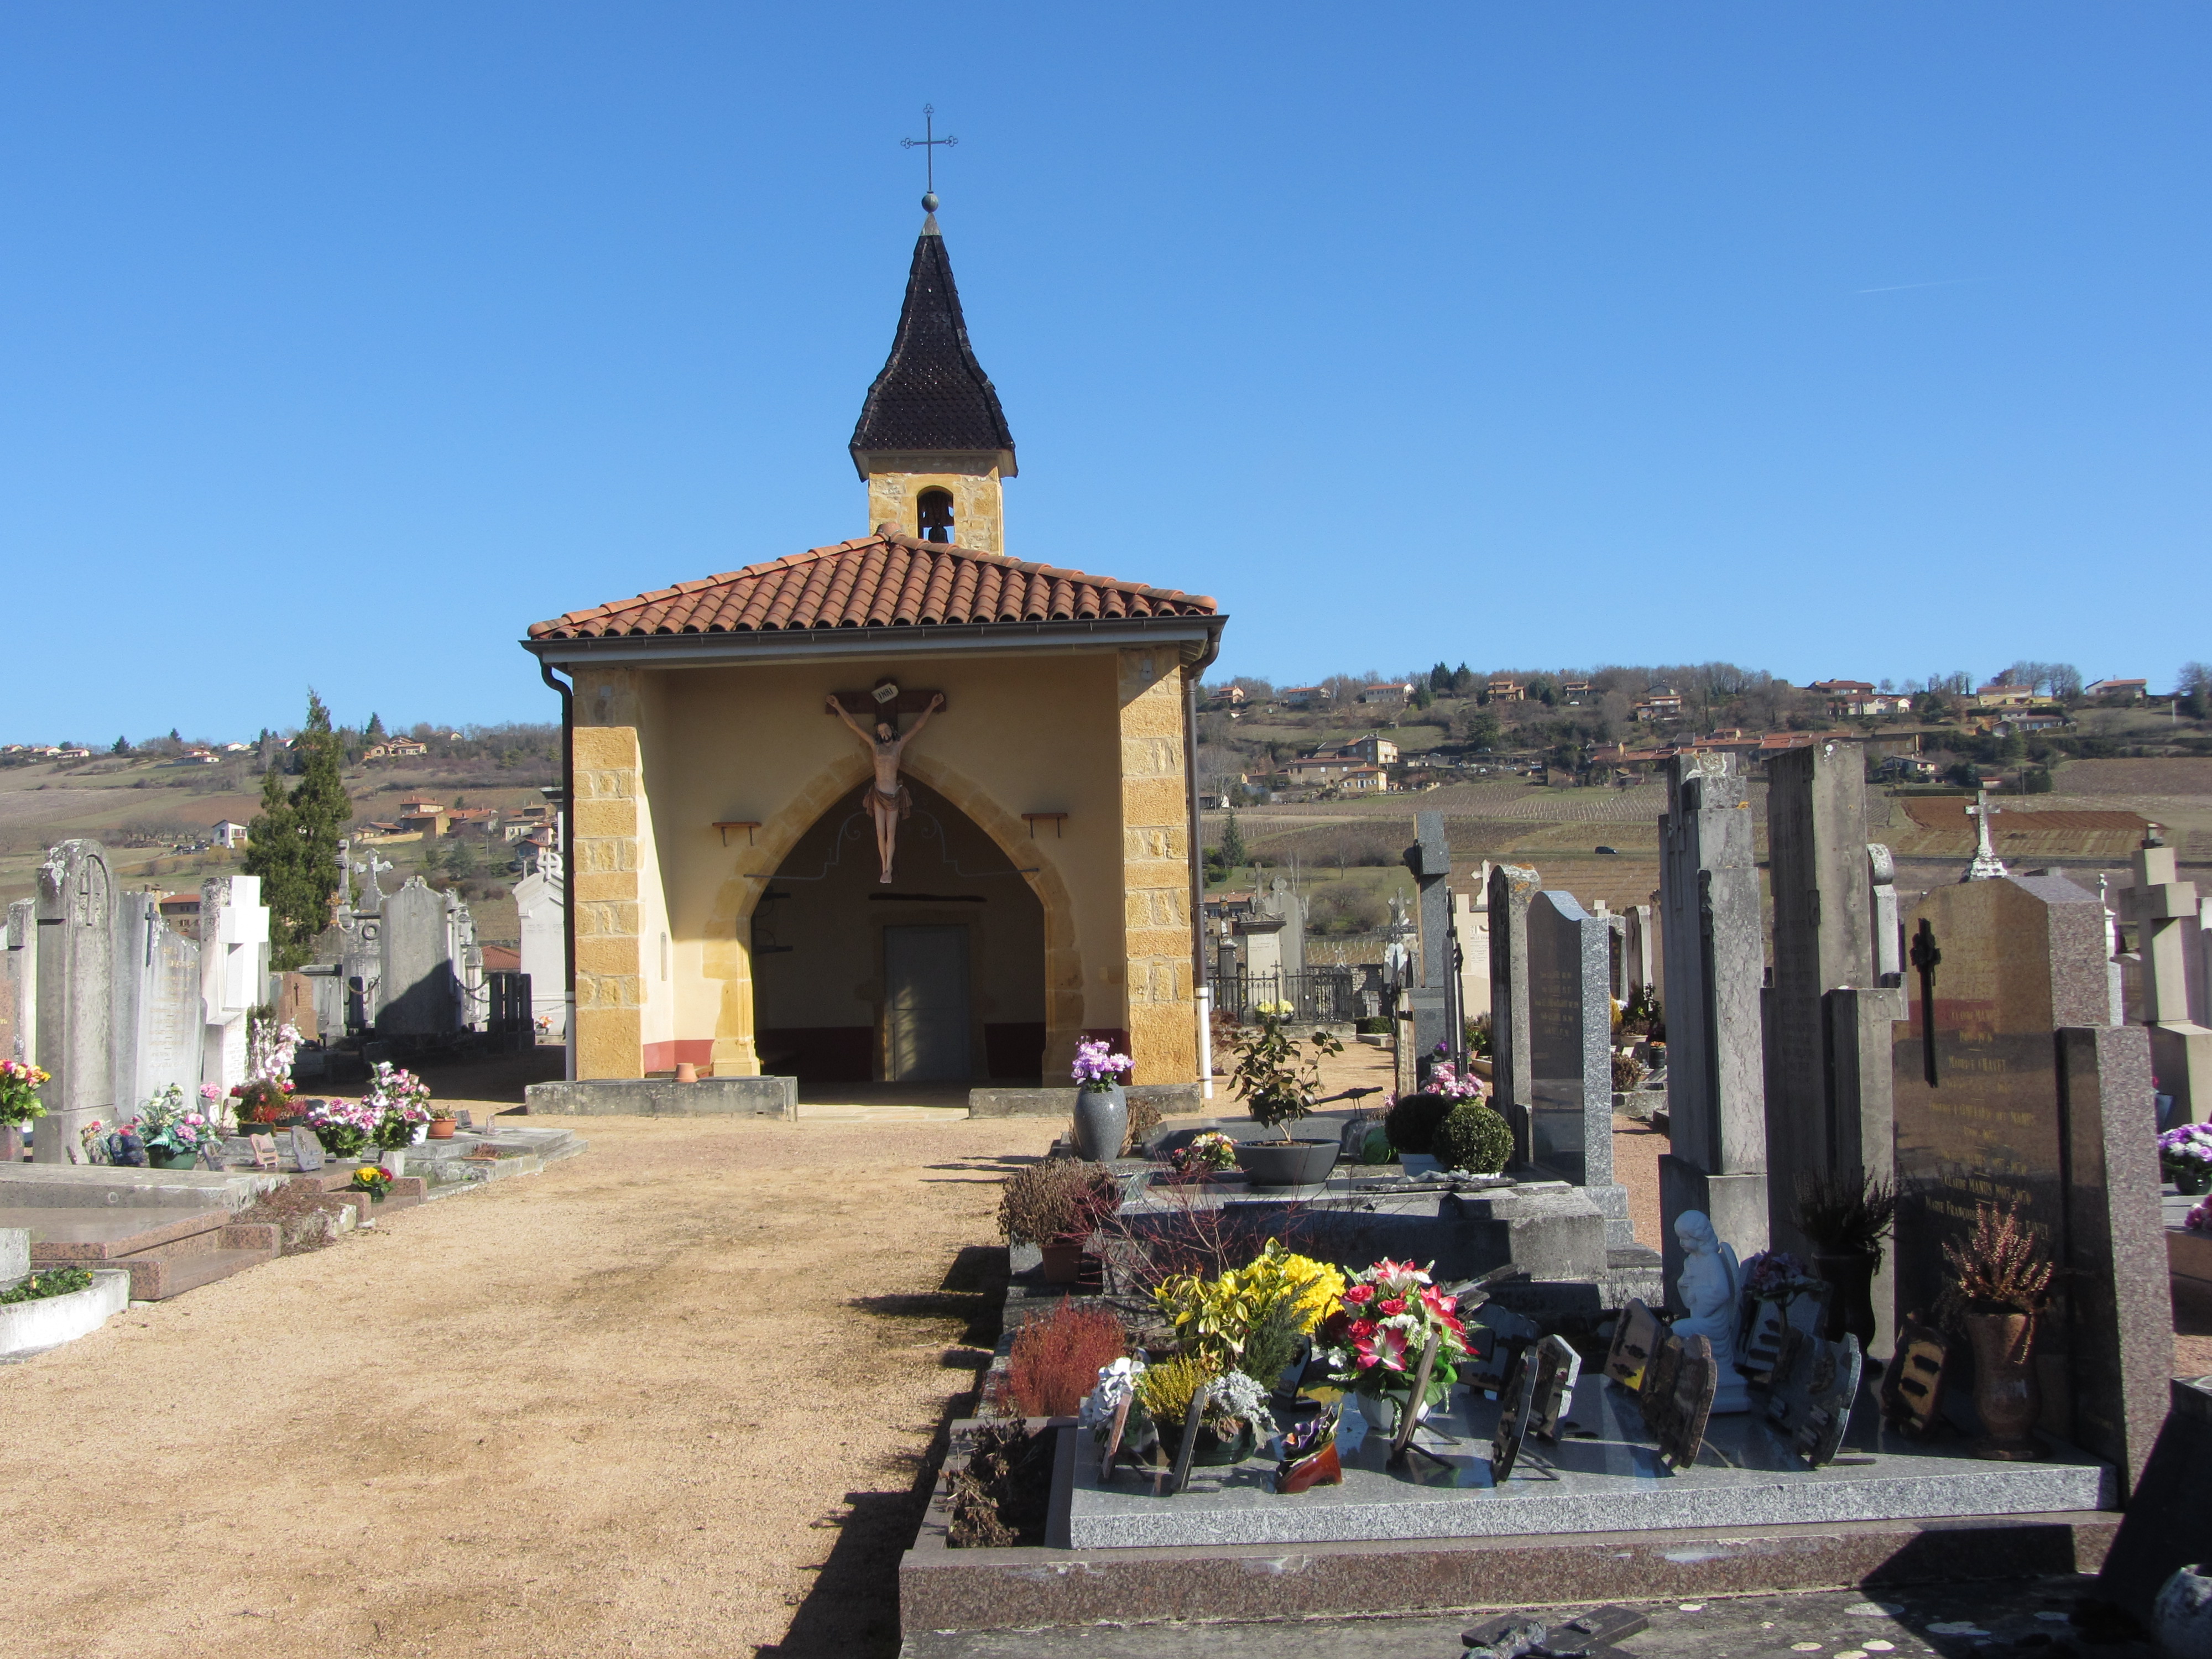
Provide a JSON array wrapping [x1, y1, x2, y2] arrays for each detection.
[[1909, 918, 1942, 1087], [1962, 788, 2008, 882], [900, 105, 958, 210], [827, 684, 946, 883]]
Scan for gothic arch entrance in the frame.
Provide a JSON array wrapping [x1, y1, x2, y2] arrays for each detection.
[[750, 776, 1046, 1085]]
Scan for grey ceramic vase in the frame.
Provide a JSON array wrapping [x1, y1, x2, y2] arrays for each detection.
[[1073, 1083, 1128, 1162]]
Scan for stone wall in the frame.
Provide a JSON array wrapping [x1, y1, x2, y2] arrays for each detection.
[[1118, 649, 1197, 1086]]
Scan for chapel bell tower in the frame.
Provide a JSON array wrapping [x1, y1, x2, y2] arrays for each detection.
[[848, 194, 1016, 554]]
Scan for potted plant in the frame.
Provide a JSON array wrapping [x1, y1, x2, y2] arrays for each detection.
[[1130, 1353, 1275, 1467], [1939, 1198, 2055, 1461], [1433, 1101, 1514, 1176], [365, 1062, 433, 1173], [1167, 1130, 1240, 1178], [426, 1107, 461, 1140], [1069, 1037, 1132, 1163], [305, 1098, 377, 1159], [997, 1160, 1120, 1284], [2161, 1125, 2212, 1194], [1318, 1256, 1469, 1435], [1152, 1239, 1345, 1405], [0, 1058, 49, 1164], [351, 1165, 394, 1202], [1228, 1009, 1344, 1187], [1792, 1167, 1898, 1347], [229, 1078, 298, 1128], [131, 1084, 227, 1170]]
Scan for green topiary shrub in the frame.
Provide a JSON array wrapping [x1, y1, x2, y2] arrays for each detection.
[[1433, 1103, 1514, 1175], [1384, 1092, 1452, 1155]]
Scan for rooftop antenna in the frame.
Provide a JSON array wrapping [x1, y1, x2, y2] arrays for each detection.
[[900, 104, 958, 214]]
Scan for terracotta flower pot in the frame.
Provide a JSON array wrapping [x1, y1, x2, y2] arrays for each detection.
[[426, 1118, 458, 1140], [1039, 1243, 1086, 1284], [1966, 1310, 2046, 1460]]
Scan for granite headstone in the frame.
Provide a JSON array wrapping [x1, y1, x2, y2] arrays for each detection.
[[1526, 888, 1631, 1244]]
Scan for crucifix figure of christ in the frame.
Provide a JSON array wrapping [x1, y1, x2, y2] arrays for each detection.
[[828, 691, 946, 883]]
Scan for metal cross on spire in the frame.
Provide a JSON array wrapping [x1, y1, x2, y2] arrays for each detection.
[[900, 105, 958, 211]]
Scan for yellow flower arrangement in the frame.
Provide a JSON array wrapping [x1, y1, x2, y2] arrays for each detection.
[[1153, 1240, 1346, 1374], [1132, 1352, 1219, 1425]]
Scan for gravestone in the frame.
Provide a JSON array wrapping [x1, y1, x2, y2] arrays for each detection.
[[199, 876, 269, 1098], [1891, 873, 2169, 1498], [275, 972, 319, 1044], [1403, 812, 1455, 1077], [1453, 874, 1493, 1022], [1658, 752, 1769, 1302], [113, 891, 202, 1113], [1526, 888, 1631, 1243], [1486, 863, 1541, 1165], [2120, 834, 2212, 1123], [1, 899, 35, 1065], [515, 863, 567, 1040], [1621, 904, 1656, 1003], [1251, 878, 1308, 983], [35, 841, 116, 1163], [1762, 740, 1907, 1357], [380, 878, 463, 1036]]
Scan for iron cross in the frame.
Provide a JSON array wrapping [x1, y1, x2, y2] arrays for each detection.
[[1909, 918, 1942, 1087], [901, 105, 958, 199]]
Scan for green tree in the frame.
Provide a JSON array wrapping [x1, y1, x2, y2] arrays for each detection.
[[364, 711, 387, 743], [243, 691, 352, 967], [111, 735, 130, 755], [1429, 661, 1452, 692], [1220, 811, 1249, 875]]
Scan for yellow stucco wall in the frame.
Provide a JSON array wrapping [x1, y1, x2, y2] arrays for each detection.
[[861, 453, 1006, 552], [564, 643, 1201, 1087]]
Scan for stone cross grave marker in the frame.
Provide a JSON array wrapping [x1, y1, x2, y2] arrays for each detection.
[[1891, 872, 2169, 1498]]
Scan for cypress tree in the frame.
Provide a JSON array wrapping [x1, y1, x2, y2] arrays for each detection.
[[1220, 811, 1249, 874], [244, 692, 352, 968]]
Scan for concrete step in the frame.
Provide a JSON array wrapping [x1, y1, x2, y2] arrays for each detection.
[[136, 1247, 273, 1301]]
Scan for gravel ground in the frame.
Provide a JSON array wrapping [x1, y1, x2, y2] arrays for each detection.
[[0, 1112, 1057, 1659]]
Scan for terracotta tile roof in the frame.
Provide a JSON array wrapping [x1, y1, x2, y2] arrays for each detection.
[[526, 533, 1217, 641]]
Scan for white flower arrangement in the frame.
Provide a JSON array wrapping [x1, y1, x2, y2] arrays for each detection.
[[1079, 1356, 1146, 1432]]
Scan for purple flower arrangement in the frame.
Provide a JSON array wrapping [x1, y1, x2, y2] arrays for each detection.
[[2160, 1124, 2212, 1165], [1071, 1038, 1132, 1090]]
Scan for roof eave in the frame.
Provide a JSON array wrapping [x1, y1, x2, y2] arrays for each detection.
[[521, 612, 1227, 671], [848, 445, 1018, 483]]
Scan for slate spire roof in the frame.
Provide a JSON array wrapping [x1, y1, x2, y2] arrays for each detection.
[[848, 217, 1016, 478], [525, 532, 1214, 641]]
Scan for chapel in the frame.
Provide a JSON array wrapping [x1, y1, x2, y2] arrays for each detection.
[[523, 201, 1225, 1091]]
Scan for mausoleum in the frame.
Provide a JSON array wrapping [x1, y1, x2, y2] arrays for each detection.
[[523, 204, 1224, 1090]]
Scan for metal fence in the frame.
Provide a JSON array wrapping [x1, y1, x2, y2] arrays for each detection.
[[1209, 967, 1376, 1025]]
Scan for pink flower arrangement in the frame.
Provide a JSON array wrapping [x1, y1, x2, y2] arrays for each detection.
[[1322, 1257, 1470, 1411]]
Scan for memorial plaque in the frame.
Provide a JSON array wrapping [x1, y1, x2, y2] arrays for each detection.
[[1764, 1333, 1864, 1468], [1273, 1400, 1343, 1494], [1892, 875, 2119, 1440], [1489, 1347, 1538, 1481], [290, 1128, 325, 1172], [1880, 1321, 1949, 1438], [1638, 1329, 1716, 1470], [1603, 1298, 1663, 1391], [248, 1134, 279, 1170], [1098, 1397, 1131, 1482], [1528, 1334, 1582, 1442]]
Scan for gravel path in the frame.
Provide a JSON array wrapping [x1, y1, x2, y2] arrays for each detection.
[[0, 1112, 1057, 1659]]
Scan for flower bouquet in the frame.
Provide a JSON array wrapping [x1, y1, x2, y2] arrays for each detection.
[[1072, 1038, 1131, 1092], [1168, 1130, 1239, 1177], [132, 1084, 228, 1169], [2188, 1194, 2212, 1238], [229, 1077, 298, 1126], [2161, 1124, 2212, 1194], [365, 1062, 434, 1151], [1319, 1257, 1469, 1434], [351, 1165, 394, 1201], [1153, 1240, 1344, 1397], [305, 1097, 380, 1159], [0, 1058, 51, 1128]]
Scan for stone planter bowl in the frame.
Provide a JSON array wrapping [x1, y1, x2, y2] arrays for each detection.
[[1233, 1139, 1339, 1188]]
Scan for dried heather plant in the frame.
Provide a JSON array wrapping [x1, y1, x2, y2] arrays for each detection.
[[1939, 1198, 2054, 1319], [1793, 1167, 1899, 1262]]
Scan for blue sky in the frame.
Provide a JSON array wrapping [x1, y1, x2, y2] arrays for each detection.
[[2, 3, 2206, 740]]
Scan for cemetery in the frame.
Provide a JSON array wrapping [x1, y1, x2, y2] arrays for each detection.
[[888, 741, 2204, 1649]]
